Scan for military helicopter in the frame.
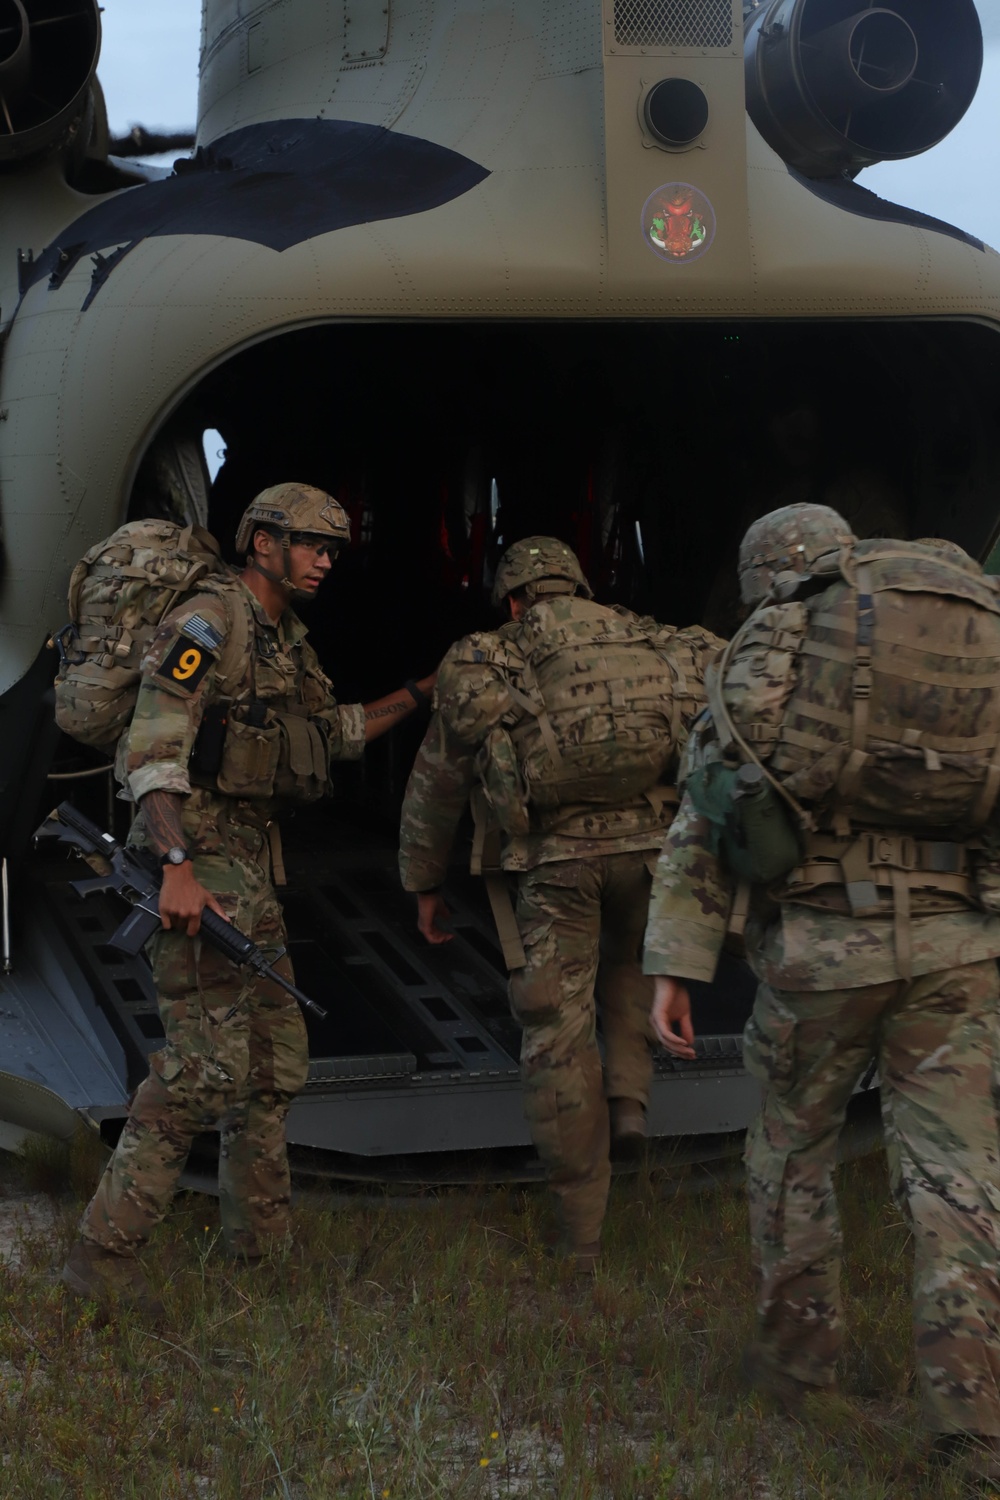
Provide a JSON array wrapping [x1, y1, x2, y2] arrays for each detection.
[[0, 0, 994, 1177]]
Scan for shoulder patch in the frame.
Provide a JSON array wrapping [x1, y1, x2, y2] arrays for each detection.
[[153, 636, 214, 694], [181, 614, 224, 653]]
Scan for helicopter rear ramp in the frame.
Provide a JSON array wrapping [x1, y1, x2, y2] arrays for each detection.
[[0, 828, 759, 1173]]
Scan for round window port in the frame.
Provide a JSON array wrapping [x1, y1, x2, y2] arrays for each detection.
[[643, 78, 709, 147]]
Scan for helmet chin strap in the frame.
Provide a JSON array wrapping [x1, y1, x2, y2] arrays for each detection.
[[250, 533, 295, 591]]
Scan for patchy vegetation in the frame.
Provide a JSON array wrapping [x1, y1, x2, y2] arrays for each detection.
[[0, 1145, 982, 1498]]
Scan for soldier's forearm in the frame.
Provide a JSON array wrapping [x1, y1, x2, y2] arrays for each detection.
[[139, 790, 188, 856], [363, 679, 432, 743], [363, 688, 418, 743]]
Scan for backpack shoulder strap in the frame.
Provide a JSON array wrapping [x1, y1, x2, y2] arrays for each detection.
[[203, 581, 252, 696], [469, 787, 526, 970], [707, 621, 814, 833]]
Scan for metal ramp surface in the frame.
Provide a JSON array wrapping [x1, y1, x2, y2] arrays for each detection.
[[1, 832, 760, 1161]]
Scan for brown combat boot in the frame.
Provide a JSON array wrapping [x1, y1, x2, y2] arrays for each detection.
[[568, 1240, 601, 1275], [61, 1239, 165, 1318], [742, 1342, 838, 1417], [930, 1433, 1000, 1489], [609, 1098, 647, 1160], [542, 1235, 601, 1276]]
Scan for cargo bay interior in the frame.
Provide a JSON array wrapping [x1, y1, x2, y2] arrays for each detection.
[[38, 316, 1000, 1162]]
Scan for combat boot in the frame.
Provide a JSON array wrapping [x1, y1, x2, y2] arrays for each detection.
[[742, 1342, 838, 1417], [60, 1238, 165, 1318], [609, 1098, 647, 1160], [568, 1240, 601, 1275], [930, 1433, 1000, 1489], [542, 1235, 601, 1276]]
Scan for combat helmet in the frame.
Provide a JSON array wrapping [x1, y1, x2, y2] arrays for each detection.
[[738, 503, 855, 607], [491, 536, 593, 609], [236, 482, 351, 591]]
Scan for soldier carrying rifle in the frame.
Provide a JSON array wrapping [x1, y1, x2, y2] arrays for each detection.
[[60, 484, 435, 1311]]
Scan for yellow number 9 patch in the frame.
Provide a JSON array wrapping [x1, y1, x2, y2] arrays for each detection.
[[155, 636, 214, 694], [172, 648, 202, 680]]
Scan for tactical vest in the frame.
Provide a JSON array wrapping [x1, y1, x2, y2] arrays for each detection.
[[706, 538, 1000, 974], [193, 590, 335, 805]]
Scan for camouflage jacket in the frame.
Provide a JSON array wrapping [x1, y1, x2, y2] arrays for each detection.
[[119, 576, 365, 825], [643, 721, 1000, 990], [399, 610, 722, 892]]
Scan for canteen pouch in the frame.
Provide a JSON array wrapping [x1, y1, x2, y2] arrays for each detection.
[[686, 758, 801, 885]]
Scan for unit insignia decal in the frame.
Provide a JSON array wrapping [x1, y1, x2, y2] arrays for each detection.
[[642, 183, 716, 264]]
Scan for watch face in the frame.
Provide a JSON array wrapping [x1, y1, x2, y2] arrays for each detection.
[[165, 847, 189, 865]]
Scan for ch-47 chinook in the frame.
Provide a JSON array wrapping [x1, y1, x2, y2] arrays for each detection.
[[0, 0, 994, 1177]]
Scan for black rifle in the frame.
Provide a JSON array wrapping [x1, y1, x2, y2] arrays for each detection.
[[35, 802, 327, 1019]]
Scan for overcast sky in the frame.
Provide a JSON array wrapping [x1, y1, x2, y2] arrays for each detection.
[[96, 0, 1000, 250]]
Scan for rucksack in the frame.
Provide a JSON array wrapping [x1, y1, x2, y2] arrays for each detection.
[[713, 538, 1000, 834], [52, 519, 247, 754], [499, 596, 708, 814]]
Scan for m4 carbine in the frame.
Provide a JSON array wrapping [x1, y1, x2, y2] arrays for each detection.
[[35, 802, 327, 1019]]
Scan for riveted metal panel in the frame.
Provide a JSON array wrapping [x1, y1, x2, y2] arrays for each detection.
[[344, 0, 389, 64]]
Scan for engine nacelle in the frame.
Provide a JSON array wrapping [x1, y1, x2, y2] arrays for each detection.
[[0, 0, 101, 167], [744, 0, 983, 179]]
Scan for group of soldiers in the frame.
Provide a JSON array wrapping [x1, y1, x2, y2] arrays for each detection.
[[58, 483, 1000, 1483]]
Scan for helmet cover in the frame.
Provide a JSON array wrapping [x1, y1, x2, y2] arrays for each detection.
[[738, 503, 855, 607], [491, 536, 593, 609], [235, 483, 351, 556]]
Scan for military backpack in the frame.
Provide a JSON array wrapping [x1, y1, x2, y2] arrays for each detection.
[[716, 538, 1000, 832], [697, 539, 1000, 971], [52, 519, 247, 754], [476, 596, 713, 831]]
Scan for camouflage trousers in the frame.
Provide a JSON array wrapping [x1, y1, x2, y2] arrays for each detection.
[[81, 819, 308, 1259], [744, 960, 1000, 1435], [509, 851, 655, 1247]]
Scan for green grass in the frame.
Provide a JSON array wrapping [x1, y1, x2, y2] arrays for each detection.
[[0, 1148, 985, 1499]]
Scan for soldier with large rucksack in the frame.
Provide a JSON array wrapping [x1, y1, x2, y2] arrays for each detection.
[[645, 503, 1000, 1477], [57, 484, 437, 1313], [398, 535, 722, 1271]]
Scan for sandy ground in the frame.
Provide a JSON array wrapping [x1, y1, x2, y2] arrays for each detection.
[[0, 1192, 62, 1269]]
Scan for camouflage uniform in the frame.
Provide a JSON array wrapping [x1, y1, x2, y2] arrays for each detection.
[[645, 745, 1000, 1434], [400, 609, 720, 1249], [81, 580, 365, 1258]]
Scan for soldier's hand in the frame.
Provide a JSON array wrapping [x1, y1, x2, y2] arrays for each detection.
[[415, 669, 438, 699], [159, 864, 230, 937], [651, 977, 696, 1060], [416, 891, 453, 944]]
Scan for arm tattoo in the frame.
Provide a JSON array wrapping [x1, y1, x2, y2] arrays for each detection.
[[141, 790, 187, 855], [365, 699, 409, 722]]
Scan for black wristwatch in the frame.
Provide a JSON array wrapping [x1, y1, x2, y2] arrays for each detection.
[[160, 846, 191, 867]]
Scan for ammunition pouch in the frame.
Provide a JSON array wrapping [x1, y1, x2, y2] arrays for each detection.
[[271, 707, 329, 801], [214, 700, 329, 802], [685, 759, 801, 885]]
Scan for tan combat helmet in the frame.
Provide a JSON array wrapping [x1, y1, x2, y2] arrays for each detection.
[[236, 481, 351, 592], [738, 503, 855, 607], [491, 535, 593, 609]]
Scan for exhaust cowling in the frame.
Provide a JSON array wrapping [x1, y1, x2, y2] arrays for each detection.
[[744, 0, 983, 179], [0, 0, 101, 167]]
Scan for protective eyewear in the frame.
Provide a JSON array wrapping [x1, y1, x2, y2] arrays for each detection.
[[288, 533, 344, 560]]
